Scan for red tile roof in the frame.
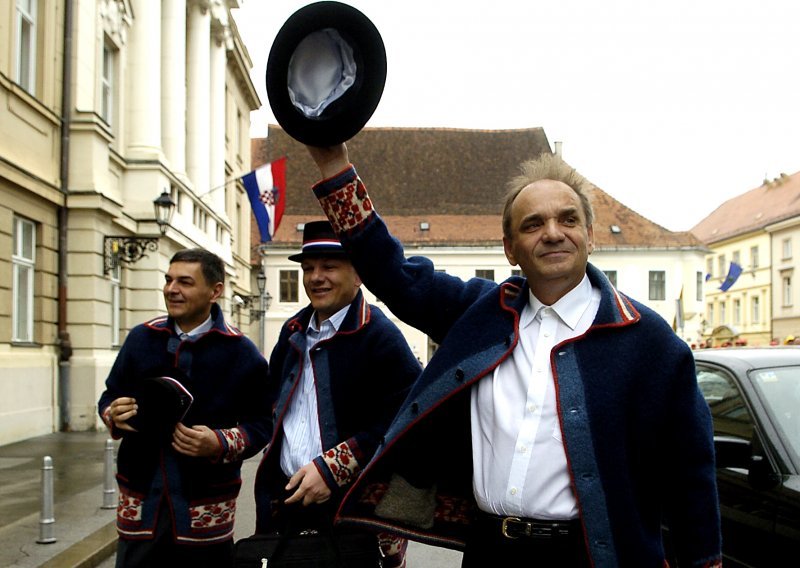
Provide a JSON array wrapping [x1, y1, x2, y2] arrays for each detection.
[[691, 171, 800, 244], [249, 126, 703, 261]]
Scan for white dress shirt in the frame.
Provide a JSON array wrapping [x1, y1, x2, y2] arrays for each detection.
[[280, 305, 348, 477], [471, 274, 601, 519], [174, 315, 213, 339]]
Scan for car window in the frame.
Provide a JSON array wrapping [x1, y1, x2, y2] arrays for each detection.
[[750, 366, 800, 462], [696, 366, 754, 442]]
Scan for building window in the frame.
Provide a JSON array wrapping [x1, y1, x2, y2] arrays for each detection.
[[696, 271, 703, 301], [475, 269, 495, 281], [193, 204, 208, 231], [603, 270, 617, 288], [12, 216, 36, 342], [782, 238, 792, 260], [279, 270, 298, 302], [511, 269, 522, 278], [732, 250, 740, 265], [101, 39, 115, 125], [719, 301, 726, 324], [648, 270, 665, 301], [782, 275, 792, 307], [110, 264, 121, 346], [750, 245, 759, 269], [707, 303, 714, 326], [236, 108, 243, 160], [751, 296, 760, 324], [732, 299, 741, 326], [15, 0, 37, 94], [717, 255, 726, 278], [706, 257, 713, 279]]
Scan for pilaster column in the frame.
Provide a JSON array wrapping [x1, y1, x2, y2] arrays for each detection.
[[161, 0, 187, 175], [186, 2, 210, 195], [126, 0, 162, 158], [209, 28, 227, 212]]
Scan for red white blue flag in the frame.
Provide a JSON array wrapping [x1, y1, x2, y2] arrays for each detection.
[[243, 157, 287, 242]]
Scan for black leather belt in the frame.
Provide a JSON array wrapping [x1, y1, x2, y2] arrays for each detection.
[[478, 512, 582, 540]]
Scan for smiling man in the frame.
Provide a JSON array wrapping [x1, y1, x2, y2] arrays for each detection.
[[253, 221, 420, 567], [98, 248, 270, 568], [299, 145, 722, 568]]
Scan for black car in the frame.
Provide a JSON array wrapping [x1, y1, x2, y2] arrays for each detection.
[[693, 347, 800, 567]]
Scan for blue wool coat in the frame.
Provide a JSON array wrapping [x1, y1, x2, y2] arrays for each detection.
[[98, 303, 270, 545], [311, 167, 723, 568], [253, 290, 421, 533]]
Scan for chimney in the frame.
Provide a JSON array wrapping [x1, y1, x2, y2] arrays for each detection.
[[554, 141, 563, 157]]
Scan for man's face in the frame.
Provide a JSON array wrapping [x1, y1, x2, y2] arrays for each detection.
[[503, 179, 594, 304], [163, 261, 222, 330], [301, 256, 362, 323]]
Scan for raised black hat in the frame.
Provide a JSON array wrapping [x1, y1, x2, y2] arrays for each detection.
[[127, 376, 193, 437], [266, 1, 387, 146]]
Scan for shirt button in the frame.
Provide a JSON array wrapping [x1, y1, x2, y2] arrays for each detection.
[[510, 488, 518, 495], [528, 404, 537, 413], [518, 445, 527, 453]]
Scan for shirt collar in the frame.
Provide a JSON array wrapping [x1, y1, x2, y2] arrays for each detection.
[[309, 303, 350, 334], [522, 274, 593, 331], [175, 314, 213, 337]]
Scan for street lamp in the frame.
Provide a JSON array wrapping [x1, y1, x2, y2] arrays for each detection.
[[255, 268, 268, 353], [103, 191, 176, 274]]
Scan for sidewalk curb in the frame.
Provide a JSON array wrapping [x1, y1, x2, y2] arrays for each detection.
[[39, 521, 117, 568]]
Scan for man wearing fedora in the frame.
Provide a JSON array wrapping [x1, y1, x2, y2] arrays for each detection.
[[253, 220, 421, 567], [293, 144, 722, 568], [98, 248, 270, 567]]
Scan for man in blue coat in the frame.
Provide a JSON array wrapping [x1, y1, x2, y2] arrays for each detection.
[[98, 248, 270, 567], [300, 144, 722, 567], [253, 221, 421, 567]]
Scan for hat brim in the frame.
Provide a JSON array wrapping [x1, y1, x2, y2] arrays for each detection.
[[266, 1, 387, 147], [288, 249, 350, 263]]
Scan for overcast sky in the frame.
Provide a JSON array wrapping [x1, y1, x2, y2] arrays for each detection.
[[231, 0, 800, 233]]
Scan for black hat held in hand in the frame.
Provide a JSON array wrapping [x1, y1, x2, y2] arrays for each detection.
[[266, 1, 387, 146], [127, 376, 193, 437]]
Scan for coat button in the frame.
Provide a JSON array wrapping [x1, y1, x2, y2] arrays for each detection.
[[454, 368, 465, 381], [411, 402, 419, 414]]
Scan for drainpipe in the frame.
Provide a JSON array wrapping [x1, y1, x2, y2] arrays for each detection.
[[57, 0, 74, 431]]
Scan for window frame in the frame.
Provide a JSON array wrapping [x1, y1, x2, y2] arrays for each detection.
[[279, 269, 299, 303], [12, 216, 36, 343], [15, 0, 37, 94], [648, 270, 666, 301]]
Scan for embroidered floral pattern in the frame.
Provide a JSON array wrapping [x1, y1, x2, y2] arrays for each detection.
[[189, 499, 236, 529], [378, 532, 408, 568], [117, 488, 143, 523], [318, 178, 374, 234], [219, 427, 247, 463], [323, 441, 362, 487]]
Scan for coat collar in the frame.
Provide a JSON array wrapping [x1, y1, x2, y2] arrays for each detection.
[[500, 263, 639, 329], [286, 289, 371, 336], [144, 303, 242, 336]]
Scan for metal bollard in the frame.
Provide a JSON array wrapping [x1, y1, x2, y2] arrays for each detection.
[[102, 438, 116, 509], [37, 456, 57, 544]]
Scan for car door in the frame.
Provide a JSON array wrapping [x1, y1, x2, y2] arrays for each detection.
[[696, 364, 777, 567]]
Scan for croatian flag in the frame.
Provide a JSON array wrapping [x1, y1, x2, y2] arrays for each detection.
[[243, 157, 287, 242]]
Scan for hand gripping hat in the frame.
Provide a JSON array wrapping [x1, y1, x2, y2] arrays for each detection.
[[266, 1, 387, 146], [288, 220, 348, 262], [127, 376, 193, 437]]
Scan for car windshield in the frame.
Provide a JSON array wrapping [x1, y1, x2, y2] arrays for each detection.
[[750, 365, 800, 461]]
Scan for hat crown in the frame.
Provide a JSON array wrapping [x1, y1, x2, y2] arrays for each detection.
[[289, 220, 347, 262]]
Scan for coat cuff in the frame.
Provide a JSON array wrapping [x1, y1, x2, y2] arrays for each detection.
[[100, 405, 123, 440], [214, 427, 250, 464], [313, 438, 364, 490], [312, 166, 375, 235]]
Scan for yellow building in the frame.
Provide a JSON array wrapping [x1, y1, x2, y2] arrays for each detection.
[[692, 171, 800, 347]]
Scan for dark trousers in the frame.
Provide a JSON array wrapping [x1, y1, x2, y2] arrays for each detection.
[[115, 503, 233, 568], [461, 514, 591, 568]]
